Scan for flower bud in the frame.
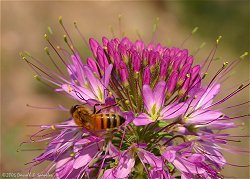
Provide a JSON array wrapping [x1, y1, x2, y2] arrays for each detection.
[[97, 47, 109, 70], [87, 57, 99, 75], [143, 66, 151, 85], [166, 70, 178, 98], [89, 38, 100, 58]]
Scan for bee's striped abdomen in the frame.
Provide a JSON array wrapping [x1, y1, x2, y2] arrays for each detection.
[[92, 113, 125, 131]]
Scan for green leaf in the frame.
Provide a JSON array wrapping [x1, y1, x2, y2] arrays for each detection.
[[158, 132, 172, 138], [157, 120, 169, 127]]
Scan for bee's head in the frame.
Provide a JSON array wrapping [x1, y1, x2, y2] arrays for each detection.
[[70, 105, 91, 116], [70, 105, 80, 115], [71, 105, 92, 127]]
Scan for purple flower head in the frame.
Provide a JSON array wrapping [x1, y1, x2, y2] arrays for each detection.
[[21, 18, 249, 179]]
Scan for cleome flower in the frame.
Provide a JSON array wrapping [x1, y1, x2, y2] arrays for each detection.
[[57, 52, 114, 106], [133, 81, 187, 126], [20, 17, 249, 179]]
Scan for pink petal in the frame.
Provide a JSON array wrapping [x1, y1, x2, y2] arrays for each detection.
[[61, 84, 95, 102], [83, 65, 103, 99], [108, 143, 119, 157], [102, 169, 116, 179], [162, 150, 176, 162], [56, 157, 72, 169], [187, 110, 223, 124], [161, 102, 187, 119], [202, 144, 226, 168], [115, 152, 135, 178], [138, 149, 163, 169], [56, 158, 74, 178], [153, 81, 167, 111], [101, 64, 113, 88], [173, 157, 205, 174], [73, 143, 99, 169], [142, 85, 154, 112], [196, 84, 220, 109], [133, 113, 154, 126]]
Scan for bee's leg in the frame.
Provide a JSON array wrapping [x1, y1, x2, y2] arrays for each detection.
[[95, 103, 118, 114], [93, 103, 102, 114]]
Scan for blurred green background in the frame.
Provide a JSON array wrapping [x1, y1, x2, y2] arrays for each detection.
[[1, 1, 249, 178]]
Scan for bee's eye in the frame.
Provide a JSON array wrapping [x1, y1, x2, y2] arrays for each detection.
[[70, 105, 79, 114]]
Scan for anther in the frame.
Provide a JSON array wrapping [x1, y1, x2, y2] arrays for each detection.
[[186, 135, 198, 141], [19, 52, 24, 58], [44, 47, 50, 55], [47, 26, 53, 35], [74, 21, 77, 28], [183, 117, 188, 122], [222, 61, 229, 68], [33, 75, 41, 81], [240, 51, 248, 60], [202, 72, 208, 79], [24, 51, 31, 57], [125, 100, 130, 105], [67, 85, 73, 92], [118, 14, 122, 20], [70, 152, 75, 157], [153, 17, 160, 33], [186, 74, 190, 78], [199, 42, 206, 48], [238, 84, 244, 89], [109, 25, 115, 37], [51, 125, 56, 130], [63, 35, 68, 43], [44, 34, 49, 40], [192, 27, 199, 34], [216, 35, 222, 44], [58, 16, 63, 25], [19, 52, 27, 60]]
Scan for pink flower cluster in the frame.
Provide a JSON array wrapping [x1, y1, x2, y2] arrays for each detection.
[[21, 23, 249, 179]]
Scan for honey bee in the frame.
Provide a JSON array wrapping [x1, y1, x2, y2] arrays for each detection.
[[70, 105, 126, 132]]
